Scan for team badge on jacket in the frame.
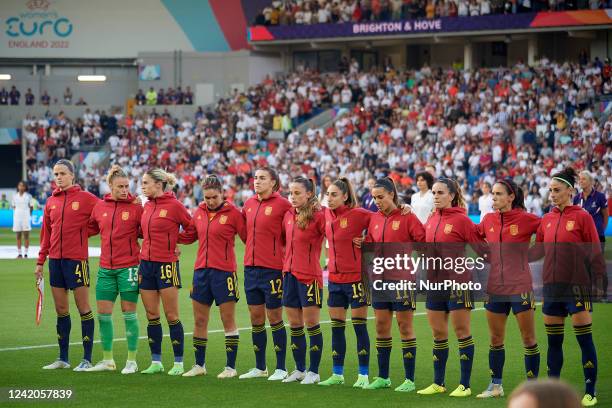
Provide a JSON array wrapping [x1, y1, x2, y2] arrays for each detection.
[[122, 211, 130, 221], [159, 209, 167, 217], [566, 220, 575, 231], [265, 206, 273, 216], [220, 215, 228, 224], [444, 224, 453, 234], [72, 202, 80, 211], [510, 224, 519, 236], [392, 220, 400, 231], [340, 218, 348, 228]]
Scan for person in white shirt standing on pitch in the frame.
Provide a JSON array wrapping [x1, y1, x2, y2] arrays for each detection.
[[478, 182, 494, 222], [411, 172, 434, 225], [12, 181, 33, 258]]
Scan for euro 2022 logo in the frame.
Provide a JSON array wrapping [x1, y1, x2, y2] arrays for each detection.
[[5, 0, 73, 38]]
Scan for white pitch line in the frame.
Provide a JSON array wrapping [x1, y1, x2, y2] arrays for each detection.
[[0, 308, 485, 352]]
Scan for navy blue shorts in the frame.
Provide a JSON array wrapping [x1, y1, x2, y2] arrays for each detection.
[[244, 266, 283, 309], [282, 273, 322, 309], [426, 289, 474, 312], [485, 292, 536, 315], [327, 281, 370, 309], [372, 287, 415, 311], [190, 268, 239, 306], [49, 259, 90, 290], [138, 260, 181, 291], [542, 285, 593, 317]]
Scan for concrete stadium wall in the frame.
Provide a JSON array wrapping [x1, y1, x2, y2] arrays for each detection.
[[0, 105, 120, 128]]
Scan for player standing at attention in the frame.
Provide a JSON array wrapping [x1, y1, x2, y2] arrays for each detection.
[[179, 175, 246, 378], [138, 169, 192, 376], [534, 167, 603, 407], [239, 168, 292, 381], [417, 177, 482, 397], [475, 178, 541, 398], [12, 181, 33, 258], [318, 178, 373, 388], [35, 159, 99, 371], [357, 177, 426, 391], [86, 165, 143, 374], [281, 177, 325, 385]]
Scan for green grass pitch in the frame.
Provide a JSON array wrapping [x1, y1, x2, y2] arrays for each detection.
[[0, 228, 610, 407]]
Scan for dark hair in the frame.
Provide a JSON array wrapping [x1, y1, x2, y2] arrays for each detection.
[[291, 176, 320, 229], [331, 177, 358, 208], [551, 167, 577, 189], [435, 177, 466, 208], [202, 174, 223, 192], [256, 167, 280, 192], [508, 379, 581, 408], [373, 177, 400, 207], [416, 171, 434, 189], [55, 159, 75, 175], [495, 178, 525, 210]]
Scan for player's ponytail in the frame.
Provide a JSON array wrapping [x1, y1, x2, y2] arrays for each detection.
[[106, 164, 128, 186], [292, 176, 320, 229], [202, 174, 223, 192], [332, 177, 358, 208], [146, 168, 177, 192], [438, 177, 466, 209], [496, 178, 526, 210], [552, 167, 577, 190]]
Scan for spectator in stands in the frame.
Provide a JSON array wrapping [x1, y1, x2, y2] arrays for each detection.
[[40, 90, 50, 106], [135, 89, 146, 105], [75, 97, 87, 106], [25, 88, 34, 105], [9, 86, 20, 105], [146, 87, 157, 105], [63, 87, 73, 105], [0, 87, 8, 105], [157, 88, 165, 105], [0, 194, 10, 209], [184, 86, 194, 104]]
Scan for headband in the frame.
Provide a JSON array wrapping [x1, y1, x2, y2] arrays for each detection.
[[437, 177, 457, 193], [552, 176, 574, 189], [497, 179, 515, 196]]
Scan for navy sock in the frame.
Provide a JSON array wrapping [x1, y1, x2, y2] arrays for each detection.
[[290, 326, 307, 372], [376, 338, 392, 379], [433, 339, 449, 386], [168, 319, 184, 363], [401, 338, 417, 381], [352, 318, 370, 376], [331, 319, 346, 375], [80, 311, 94, 363], [225, 334, 239, 369], [147, 318, 163, 361], [489, 344, 505, 384], [575, 324, 597, 396], [458, 336, 474, 388], [252, 324, 267, 370], [56, 313, 71, 362], [545, 324, 565, 378], [524, 344, 540, 379], [271, 321, 287, 371], [193, 337, 207, 367], [307, 324, 323, 374]]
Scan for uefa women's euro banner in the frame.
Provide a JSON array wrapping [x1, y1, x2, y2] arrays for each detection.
[[248, 9, 612, 42]]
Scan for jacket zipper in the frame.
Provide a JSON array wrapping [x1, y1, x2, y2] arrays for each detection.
[[499, 212, 504, 285], [273, 237, 276, 256], [205, 214, 212, 267], [225, 242, 229, 260], [308, 244, 312, 264], [109, 202, 117, 269], [552, 209, 563, 283], [147, 200, 156, 260], [167, 233, 170, 251], [289, 216, 296, 272], [252, 201, 263, 264], [129, 237, 133, 257], [331, 222, 339, 273], [59, 192, 67, 258], [432, 210, 443, 278]]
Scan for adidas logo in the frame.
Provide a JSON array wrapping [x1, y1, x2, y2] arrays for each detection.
[[310, 346, 320, 352], [229, 292, 234, 296], [166, 280, 171, 284], [460, 354, 470, 361], [172, 340, 180, 345], [522, 301, 528, 305], [253, 345, 260, 352], [83, 336, 90, 342], [526, 370, 534, 378], [489, 369, 494, 376], [308, 297, 313, 302], [576, 302, 583, 307], [403, 301, 410, 306], [226, 347, 233, 352], [433, 355, 439, 362], [57, 334, 62, 340], [274, 346, 282, 352], [148, 338, 154, 343], [584, 361, 594, 369], [331, 350, 338, 357], [77, 279, 82, 283], [358, 349, 368, 356], [291, 344, 298, 350], [403, 352, 414, 359], [586, 379, 592, 384], [193, 347, 198, 352]]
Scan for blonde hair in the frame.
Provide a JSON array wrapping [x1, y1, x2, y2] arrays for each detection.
[[435, 178, 467, 209], [291, 177, 321, 229], [106, 164, 128, 185], [145, 168, 177, 192]]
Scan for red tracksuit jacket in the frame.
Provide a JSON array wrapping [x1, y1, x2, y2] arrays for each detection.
[[424, 207, 484, 282], [38, 185, 100, 265], [326, 206, 372, 284], [178, 201, 246, 272], [243, 192, 292, 270], [366, 208, 426, 280], [535, 205, 604, 285], [282, 208, 326, 286], [89, 194, 143, 269], [478, 209, 540, 295], [140, 192, 191, 263]]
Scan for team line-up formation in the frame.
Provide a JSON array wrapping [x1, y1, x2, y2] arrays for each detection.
[[31, 160, 603, 406]]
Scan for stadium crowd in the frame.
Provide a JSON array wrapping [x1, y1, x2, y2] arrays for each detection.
[[23, 56, 612, 217], [251, 0, 608, 26], [0, 86, 88, 106], [134, 86, 195, 106]]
